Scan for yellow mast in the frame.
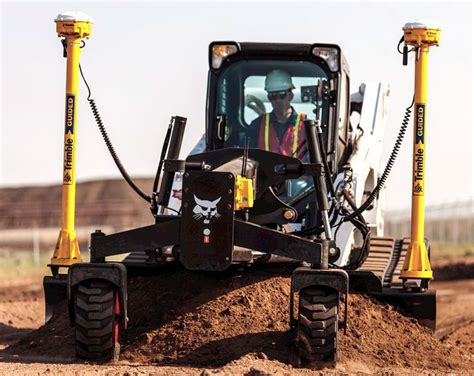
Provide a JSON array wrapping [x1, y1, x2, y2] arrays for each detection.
[[50, 12, 93, 267], [400, 20, 441, 287]]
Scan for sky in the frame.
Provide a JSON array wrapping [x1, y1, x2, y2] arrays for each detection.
[[1, 1, 472, 211]]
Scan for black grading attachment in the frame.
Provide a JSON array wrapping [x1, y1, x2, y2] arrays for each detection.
[[43, 271, 68, 322]]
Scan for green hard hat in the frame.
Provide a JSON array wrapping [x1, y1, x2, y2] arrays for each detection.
[[264, 69, 295, 92]]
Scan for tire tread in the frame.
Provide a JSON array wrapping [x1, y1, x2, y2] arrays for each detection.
[[296, 286, 339, 365], [74, 280, 119, 361]]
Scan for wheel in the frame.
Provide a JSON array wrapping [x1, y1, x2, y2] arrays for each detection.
[[295, 286, 339, 366], [74, 280, 121, 361]]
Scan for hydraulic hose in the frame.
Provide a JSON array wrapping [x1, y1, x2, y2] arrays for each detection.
[[342, 97, 414, 223], [151, 120, 173, 214], [79, 63, 151, 203]]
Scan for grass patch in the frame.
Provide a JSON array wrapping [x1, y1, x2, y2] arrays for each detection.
[[0, 243, 470, 281], [0, 249, 126, 281], [0, 252, 50, 279], [430, 242, 474, 259]]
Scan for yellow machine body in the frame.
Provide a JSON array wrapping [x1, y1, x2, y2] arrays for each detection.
[[400, 21, 440, 282], [50, 13, 93, 267], [234, 175, 254, 211]]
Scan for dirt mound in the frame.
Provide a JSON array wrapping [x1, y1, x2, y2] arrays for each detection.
[[0, 282, 44, 350], [3, 266, 473, 372], [1, 301, 75, 360], [433, 261, 474, 281], [441, 321, 474, 355], [0, 285, 40, 304], [123, 266, 292, 366], [0, 178, 153, 229]]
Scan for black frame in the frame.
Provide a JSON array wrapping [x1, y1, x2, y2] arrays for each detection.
[[88, 150, 332, 271]]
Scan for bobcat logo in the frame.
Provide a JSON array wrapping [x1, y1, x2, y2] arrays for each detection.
[[193, 195, 221, 224]]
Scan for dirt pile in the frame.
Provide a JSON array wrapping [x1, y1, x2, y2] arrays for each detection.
[[337, 295, 469, 370], [2, 301, 75, 360], [2, 265, 473, 372], [0, 178, 153, 229], [433, 260, 474, 281], [442, 321, 474, 355], [123, 266, 292, 366], [0, 281, 44, 350]]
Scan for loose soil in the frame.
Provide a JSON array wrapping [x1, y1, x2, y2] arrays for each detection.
[[2, 180, 472, 374], [0, 279, 44, 351], [1, 263, 473, 374]]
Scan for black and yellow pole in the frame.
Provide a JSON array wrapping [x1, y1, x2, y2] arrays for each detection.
[[400, 20, 440, 288], [50, 12, 93, 267]]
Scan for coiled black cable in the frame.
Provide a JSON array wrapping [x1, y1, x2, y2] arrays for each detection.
[[79, 63, 151, 203], [342, 96, 414, 223]]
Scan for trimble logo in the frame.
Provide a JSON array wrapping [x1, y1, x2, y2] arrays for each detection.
[[413, 104, 425, 196], [414, 148, 424, 181], [64, 138, 74, 170], [63, 137, 74, 185], [413, 145, 425, 196]]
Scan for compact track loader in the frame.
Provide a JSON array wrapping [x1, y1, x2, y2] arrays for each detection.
[[44, 12, 440, 366]]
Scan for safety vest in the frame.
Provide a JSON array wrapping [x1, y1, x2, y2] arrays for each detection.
[[257, 112, 306, 159]]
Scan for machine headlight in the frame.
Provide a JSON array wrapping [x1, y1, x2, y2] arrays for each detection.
[[312, 47, 339, 72], [211, 44, 239, 69]]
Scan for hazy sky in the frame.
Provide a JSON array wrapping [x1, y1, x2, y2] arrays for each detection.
[[1, 1, 472, 210]]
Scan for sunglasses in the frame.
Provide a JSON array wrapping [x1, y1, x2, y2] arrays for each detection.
[[268, 91, 290, 100]]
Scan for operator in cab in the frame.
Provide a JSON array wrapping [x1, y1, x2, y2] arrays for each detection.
[[247, 69, 307, 160]]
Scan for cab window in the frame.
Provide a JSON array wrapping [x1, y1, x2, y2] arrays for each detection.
[[215, 60, 330, 148]]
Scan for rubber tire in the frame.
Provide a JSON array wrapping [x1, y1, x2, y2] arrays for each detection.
[[296, 286, 339, 366], [74, 280, 120, 362]]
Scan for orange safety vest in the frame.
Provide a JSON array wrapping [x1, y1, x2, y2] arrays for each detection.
[[257, 112, 306, 159]]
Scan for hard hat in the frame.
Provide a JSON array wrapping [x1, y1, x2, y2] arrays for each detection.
[[264, 69, 295, 92]]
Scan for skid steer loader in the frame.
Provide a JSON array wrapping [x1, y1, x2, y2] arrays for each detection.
[[44, 12, 439, 366]]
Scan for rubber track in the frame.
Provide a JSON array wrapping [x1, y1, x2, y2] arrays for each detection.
[[74, 281, 117, 361], [357, 237, 395, 282], [383, 238, 404, 286], [296, 287, 339, 364]]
